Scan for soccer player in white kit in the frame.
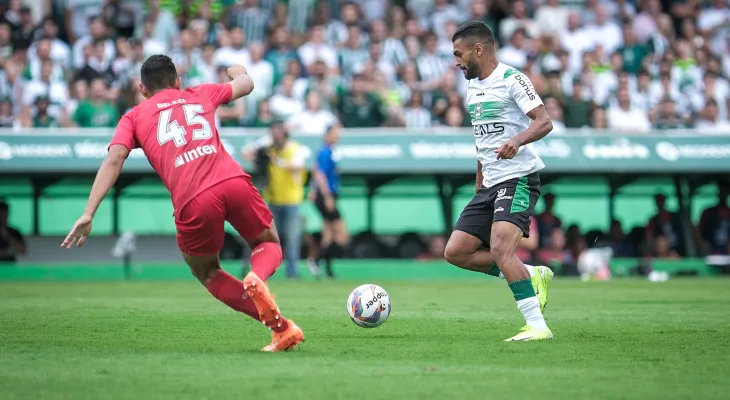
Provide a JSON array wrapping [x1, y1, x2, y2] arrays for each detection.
[[444, 21, 555, 341]]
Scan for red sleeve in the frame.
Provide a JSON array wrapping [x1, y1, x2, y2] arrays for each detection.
[[108, 111, 137, 152], [196, 83, 233, 107]]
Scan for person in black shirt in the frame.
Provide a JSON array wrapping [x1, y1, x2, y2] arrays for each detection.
[[0, 200, 26, 263]]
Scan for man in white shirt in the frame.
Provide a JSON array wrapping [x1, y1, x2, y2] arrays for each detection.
[[285, 92, 338, 135], [72, 16, 115, 70], [695, 99, 730, 134], [534, 0, 569, 36], [499, 1, 539, 43], [213, 28, 251, 68], [697, 0, 730, 57], [269, 74, 305, 120], [560, 13, 593, 75], [497, 29, 529, 70], [21, 60, 69, 122], [607, 87, 651, 133], [298, 25, 338, 73], [584, 5, 623, 56]]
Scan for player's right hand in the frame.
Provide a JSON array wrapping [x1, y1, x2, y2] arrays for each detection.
[[227, 65, 248, 80], [61, 214, 93, 249]]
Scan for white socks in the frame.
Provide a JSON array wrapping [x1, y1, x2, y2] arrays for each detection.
[[499, 263, 536, 280], [517, 297, 548, 330]]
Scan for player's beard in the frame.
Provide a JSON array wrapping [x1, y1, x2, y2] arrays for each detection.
[[464, 58, 481, 80]]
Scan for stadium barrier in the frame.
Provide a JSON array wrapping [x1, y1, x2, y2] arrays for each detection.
[[1, 128, 730, 174]]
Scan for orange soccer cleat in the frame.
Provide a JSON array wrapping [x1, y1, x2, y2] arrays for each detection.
[[262, 320, 305, 352]]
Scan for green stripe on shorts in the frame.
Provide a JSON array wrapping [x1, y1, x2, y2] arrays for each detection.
[[510, 176, 530, 214]]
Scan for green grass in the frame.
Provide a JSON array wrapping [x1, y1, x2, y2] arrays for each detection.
[[1, 278, 729, 400]]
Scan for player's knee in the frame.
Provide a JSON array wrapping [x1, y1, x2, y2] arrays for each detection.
[[489, 233, 512, 263], [443, 240, 467, 266], [246, 227, 280, 249]]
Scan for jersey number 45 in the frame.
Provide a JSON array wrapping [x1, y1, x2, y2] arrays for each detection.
[[157, 104, 213, 147]]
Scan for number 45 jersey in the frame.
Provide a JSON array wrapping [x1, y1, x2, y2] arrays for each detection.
[[466, 62, 545, 189], [110, 83, 245, 213]]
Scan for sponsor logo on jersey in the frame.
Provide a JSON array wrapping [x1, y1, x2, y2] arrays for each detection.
[[174, 144, 218, 168], [495, 207, 504, 213], [514, 74, 536, 100], [474, 103, 483, 118]]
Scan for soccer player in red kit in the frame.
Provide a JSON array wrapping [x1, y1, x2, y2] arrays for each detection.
[[61, 55, 304, 352]]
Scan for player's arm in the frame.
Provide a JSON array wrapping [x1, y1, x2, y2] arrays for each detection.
[[83, 144, 129, 218], [496, 74, 553, 159], [226, 65, 255, 101], [514, 105, 553, 146]]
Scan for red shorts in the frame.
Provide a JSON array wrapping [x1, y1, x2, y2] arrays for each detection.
[[175, 176, 272, 256]]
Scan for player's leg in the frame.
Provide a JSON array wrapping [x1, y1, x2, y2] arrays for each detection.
[[444, 188, 501, 277], [491, 174, 552, 341], [175, 193, 261, 324], [223, 176, 304, 351]]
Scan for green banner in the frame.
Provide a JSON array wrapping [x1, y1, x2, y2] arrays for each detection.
[[1, 130, 729, 174]]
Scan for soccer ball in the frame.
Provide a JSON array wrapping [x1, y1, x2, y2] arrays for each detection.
[[346, 284, 391, 328]]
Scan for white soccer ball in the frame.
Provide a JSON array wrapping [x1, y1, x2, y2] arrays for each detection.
[[346, 284, 391, 328]]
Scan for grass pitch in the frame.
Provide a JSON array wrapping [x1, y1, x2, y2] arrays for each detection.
[[1, 278, 728, 400]]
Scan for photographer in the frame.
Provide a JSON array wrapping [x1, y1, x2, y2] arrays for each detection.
[[242, 122, 310, 279]]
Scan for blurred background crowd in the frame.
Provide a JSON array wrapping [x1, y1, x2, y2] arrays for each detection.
[[0, 0, 729, 132]]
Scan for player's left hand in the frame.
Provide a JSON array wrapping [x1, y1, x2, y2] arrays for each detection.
[[61, 214, 93, 249], [495, 138, 521, 160]]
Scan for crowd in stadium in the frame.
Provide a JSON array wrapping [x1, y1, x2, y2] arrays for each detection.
[[0, 0, 729, 132]]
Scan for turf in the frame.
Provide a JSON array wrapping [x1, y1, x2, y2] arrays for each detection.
[[1, 278, 729, 400]]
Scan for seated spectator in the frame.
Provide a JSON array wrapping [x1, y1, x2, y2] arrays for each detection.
[[698, 186, 730, 255], [443, 106, 466, 127], [695, 99, 730, 133], [0, 200, 25, 263], [28, 19, 70, 68], [651, 234, 681, 260], [653, 98, 691, 129], [564, 79, 592, 128], [286, 91, 338, 135], [534, 0, 569, 37], [72, 16, 115, 70], [602, 220, 634, 258], [516, 216, 539, 263], [500, 0, 538, 42], [497, 29, 529, 71], [607, 86, 651, 133], [337, 73, 387, 128], [72, 78, 118, 128], [0, 97, 14, 127], [417, 236, 446, 261], [403, 91, 431, 128], [23, 95, 62, 128], [536, 227, 572, 267], [544, 97, 566, 134], [269, 74, 304, 120], [21, 59, 69, 123], [536, 193, 562, 248], [250, 98, 276, 128], [645, 194, 684, 255], [298, 25, 338, 73], [592, 106, 608, 129]]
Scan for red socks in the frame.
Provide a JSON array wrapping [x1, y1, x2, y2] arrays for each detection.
[[206, 270, 260, 322], [250, 242, 283, 280]]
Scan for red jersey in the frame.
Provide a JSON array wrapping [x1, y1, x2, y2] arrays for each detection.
[[109, 83, 246, 212]]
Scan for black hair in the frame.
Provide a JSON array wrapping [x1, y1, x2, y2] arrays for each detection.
[[140, 54, 178, 93], [451, 20, 495, 48]]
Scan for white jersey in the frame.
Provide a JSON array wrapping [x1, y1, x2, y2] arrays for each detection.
[[466, 62, 545, 188]]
